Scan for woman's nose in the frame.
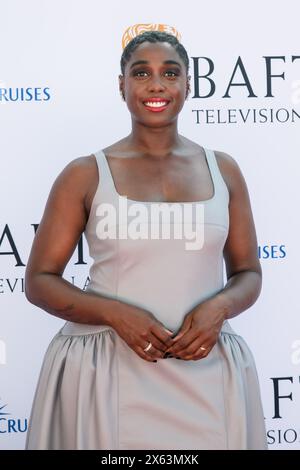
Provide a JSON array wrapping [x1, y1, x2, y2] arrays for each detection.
[[147, 75, 166, 92]]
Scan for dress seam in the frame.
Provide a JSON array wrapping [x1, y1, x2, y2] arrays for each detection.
[[59, 329, 113, 338], [218, 343, 229, 449]]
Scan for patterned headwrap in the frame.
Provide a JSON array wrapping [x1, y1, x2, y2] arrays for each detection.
[[122, 24, 181, 50]]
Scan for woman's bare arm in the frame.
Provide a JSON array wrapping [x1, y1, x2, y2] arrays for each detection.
[[212, 150, 262, 319], [25, 155, 121, 325]]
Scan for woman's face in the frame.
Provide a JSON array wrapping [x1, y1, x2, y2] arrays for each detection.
[[120, 41, 190, 127]]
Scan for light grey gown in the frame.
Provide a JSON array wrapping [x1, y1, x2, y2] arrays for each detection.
[[25, 147, 268, 450]]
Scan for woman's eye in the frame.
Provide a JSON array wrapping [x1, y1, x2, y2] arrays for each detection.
[[134, 70, 148, 77], [133, 70, 179, 78], [165, 70, 178, 77]]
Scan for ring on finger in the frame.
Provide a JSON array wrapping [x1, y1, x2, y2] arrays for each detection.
[[143, 341, 153, 352]]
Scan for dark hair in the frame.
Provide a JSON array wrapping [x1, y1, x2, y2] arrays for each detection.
[[120, 31, 189, 75]]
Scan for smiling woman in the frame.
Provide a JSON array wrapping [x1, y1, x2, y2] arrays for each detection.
[[25, 28, 268, 450]]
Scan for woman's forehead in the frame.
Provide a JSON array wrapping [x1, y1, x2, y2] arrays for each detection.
[[128, 41, 183, 64]]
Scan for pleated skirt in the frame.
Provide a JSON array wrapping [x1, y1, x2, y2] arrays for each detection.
[[25, 321, 268, 450]]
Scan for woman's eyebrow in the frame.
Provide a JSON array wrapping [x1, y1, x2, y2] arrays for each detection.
[[130, 59, 182, 69]]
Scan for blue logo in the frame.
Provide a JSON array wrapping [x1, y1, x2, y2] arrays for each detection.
[[0, 87, 51, 102], [258, 244, 286, 259], [0, 400, 27, 434], [0, 403, 10, 416]]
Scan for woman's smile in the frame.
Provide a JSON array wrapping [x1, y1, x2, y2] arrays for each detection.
[[143, 97, 170, 112]]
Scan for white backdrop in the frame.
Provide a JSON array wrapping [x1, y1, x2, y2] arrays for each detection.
[[1, 0, 299, 450]]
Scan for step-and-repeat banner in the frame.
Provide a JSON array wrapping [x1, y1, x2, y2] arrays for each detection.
[[1, 0, 299, 450]]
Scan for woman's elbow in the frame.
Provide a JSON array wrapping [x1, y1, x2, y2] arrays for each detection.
[[24, 269, 39, 305]]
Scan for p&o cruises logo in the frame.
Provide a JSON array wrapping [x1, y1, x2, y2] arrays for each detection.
[[0, 400, 28, 434]]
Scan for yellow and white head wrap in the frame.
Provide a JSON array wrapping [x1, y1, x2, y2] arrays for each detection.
[[121, 24, 181, 50]]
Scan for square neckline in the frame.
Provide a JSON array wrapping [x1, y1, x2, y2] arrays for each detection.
[[99, 147, 216, 205]]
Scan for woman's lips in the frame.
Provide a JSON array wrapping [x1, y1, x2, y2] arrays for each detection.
[[143, 100, 170, 112]]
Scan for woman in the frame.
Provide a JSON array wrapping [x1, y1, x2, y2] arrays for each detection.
[[25, 29, 267, 450]]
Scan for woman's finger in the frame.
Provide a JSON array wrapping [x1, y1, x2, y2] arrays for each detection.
[[136, 345, 160, 362], [151, 323, 175, 349], [173, 334, 215, 358], [165, 329, 200, 354], [141, 336, 167, 358]]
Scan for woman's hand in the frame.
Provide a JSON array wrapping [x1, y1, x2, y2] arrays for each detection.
[[164, 296, 227, 361], [110, 302, 175, 363]]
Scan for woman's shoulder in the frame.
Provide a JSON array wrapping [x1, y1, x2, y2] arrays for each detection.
[[49, 154, 98, 208], [49, 154, 99, 221], [214, 149, 239, 178], [59, 153, 98, 184], [213, 149, 250, 198], [63, 153, 97, 174]]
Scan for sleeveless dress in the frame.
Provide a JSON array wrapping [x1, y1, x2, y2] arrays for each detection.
[[25, 147, 268, 450]]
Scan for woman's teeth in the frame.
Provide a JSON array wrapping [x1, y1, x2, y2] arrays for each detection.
[[144, 101, 168, 107]]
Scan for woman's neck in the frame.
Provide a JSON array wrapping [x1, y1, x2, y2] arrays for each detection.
[[128, 121, 183, 158]]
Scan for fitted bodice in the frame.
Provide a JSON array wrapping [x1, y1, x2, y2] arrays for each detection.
[[82, 147, 229, 332]]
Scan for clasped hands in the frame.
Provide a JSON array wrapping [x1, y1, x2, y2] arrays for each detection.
[[162, 297, 226, 361]]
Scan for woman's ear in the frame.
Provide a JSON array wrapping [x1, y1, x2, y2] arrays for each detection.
[[186, 75, 191, 99], [119, 74, 125, 101]]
